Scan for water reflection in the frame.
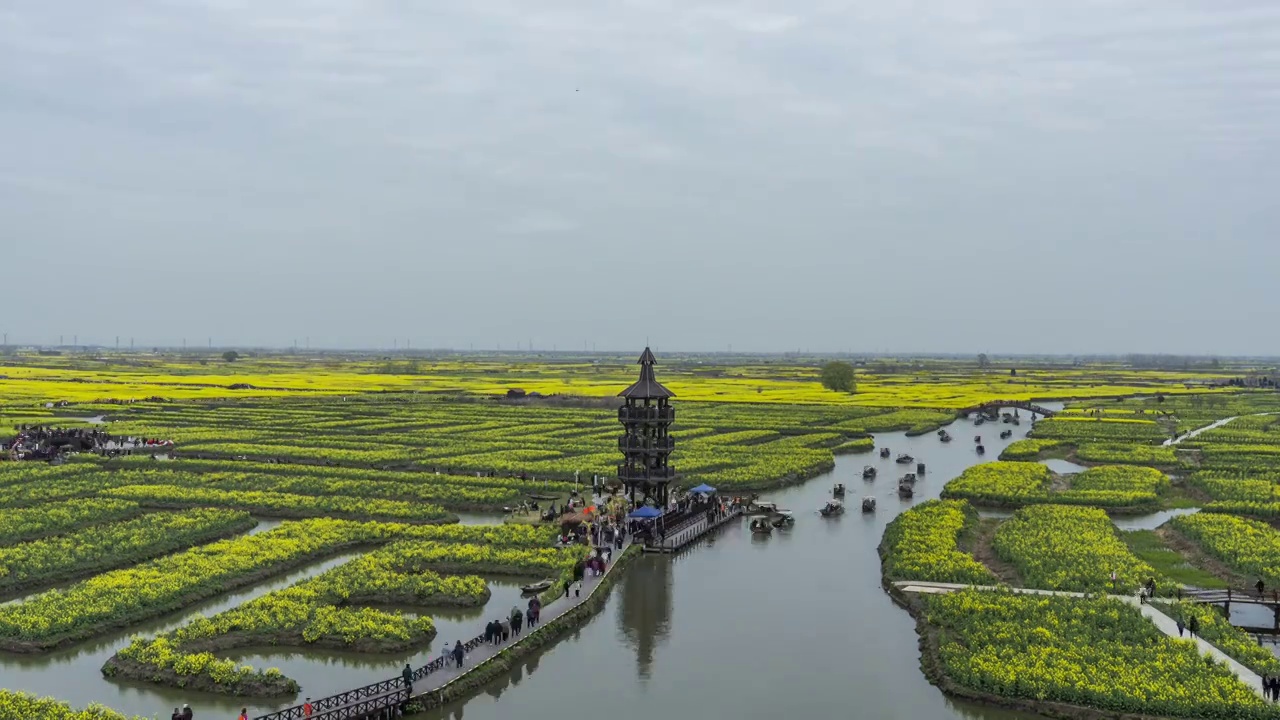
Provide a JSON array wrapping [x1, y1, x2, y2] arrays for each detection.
[[617, 555, 673, 680]]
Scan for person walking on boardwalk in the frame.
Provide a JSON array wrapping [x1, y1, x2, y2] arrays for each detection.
[[484, 620, 495, 645], [1258, 578, 1266, 597], [1188, 614, 1200, 638], [170, 708, 180, 720], [238, 709, 248, 720], [527, 605, 536, 630], [511, 607, 523, 637], [452, 640, 464, 668], [302, 698, 313, 718], [181, 704, 193, 720], [1176, 618, 1185, 637], [502, 617, 511, 643], [402, 662, 413, 693]]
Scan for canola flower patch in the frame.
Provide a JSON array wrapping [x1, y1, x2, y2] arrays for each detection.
[[924, 589, 1276, 719], [1170, 513, 1280, 585], [880, 500, 995, 585], [992, 505, 1165, 593]]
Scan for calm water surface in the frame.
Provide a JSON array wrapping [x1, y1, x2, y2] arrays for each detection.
[[1, 407, 1067, 719]]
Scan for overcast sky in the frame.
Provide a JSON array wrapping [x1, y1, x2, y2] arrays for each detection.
[[2, 1, 1278, 355]]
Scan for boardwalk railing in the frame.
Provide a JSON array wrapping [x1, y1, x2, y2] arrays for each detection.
[[255, 678, 405, 720], [1185, 587, 1280, 607], [956, 400, 1057, 418]]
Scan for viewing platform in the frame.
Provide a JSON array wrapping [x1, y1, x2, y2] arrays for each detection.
[[644, 506, 743, 554]]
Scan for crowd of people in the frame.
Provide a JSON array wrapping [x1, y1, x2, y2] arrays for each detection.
[[3, 424, 170, 461]]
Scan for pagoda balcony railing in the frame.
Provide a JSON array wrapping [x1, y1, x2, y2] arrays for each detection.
[[617, 465, 676, 481], [618, 406, 676, 424], [618, 436, 675, 454]]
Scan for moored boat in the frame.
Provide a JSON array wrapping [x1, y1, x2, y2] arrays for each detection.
[[976, 444, 986, 455], [879, 448, 891, 458], [895, 453, 914, 464], [521, 579, 554, 594], [861, 496, 876, 512], [862, 466, 877, 479], [897, 483, 914, 498], [750, 517, 774, 534], [833, 483, 846, 497]]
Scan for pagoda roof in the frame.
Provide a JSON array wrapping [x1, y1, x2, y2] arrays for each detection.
[[618, 347, 675, 399]]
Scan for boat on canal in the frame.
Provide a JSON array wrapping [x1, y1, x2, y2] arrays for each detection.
[[895, 453, 914, 464], [750, 517, 774, 534], [976, 444, 986, 455], [833, 483, 846, 497], [897, 483, 914, 498], [521, 579, 554, 594], [916, 462, 926, 474], [862, 466, 877, 479], [750, 501, 779, 514], [861, 496, 876, 513], [938, 431, 952, 442], [900, 472, 916, 484], [999, 429, 1013, 439], [770, 511, 795, 528], [879, 448, 891, 458], [819, 500, 845, 517]]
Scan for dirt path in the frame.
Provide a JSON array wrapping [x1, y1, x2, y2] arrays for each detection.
[[969, 519, 1024, 586]]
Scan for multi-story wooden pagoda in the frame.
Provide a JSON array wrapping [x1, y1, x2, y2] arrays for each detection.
[[617, 347, 676, 506]]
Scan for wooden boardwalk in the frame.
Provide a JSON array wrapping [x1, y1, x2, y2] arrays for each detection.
[[893, 581, 1265, 697], [956, 400, 1057, 418], [253, 541, 631, 720]]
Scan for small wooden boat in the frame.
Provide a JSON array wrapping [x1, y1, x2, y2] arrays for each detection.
[[750, 501, 780, 514], [938, 432, 952, 442], [916, 462, 926, 474], [833, 483, 846, 498], [976, 444, 986, 455], [900, 473, 917, 484], [750, 517, 773, 534], [521, 579, 554, 594], [1000, 429, 1013, 439], [975, 417, 986, 426], [897, 483, 914, 498], [895, 453, 914, 464], [862, 466, 877, 479], [879, 448, 891, 458], [770, 511, 795, 528], [819, 500, 845, 517], [974, 435, 982, 443], [527, 493, 558, 501], [861, 497, 876, 513]]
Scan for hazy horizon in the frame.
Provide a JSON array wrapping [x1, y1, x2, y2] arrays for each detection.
[[3, 1, 1277, 355]]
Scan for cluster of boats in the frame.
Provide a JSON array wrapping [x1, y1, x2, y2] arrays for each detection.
[[748, 501, 795, 534]]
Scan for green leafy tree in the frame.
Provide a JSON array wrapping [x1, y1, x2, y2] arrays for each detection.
[[222, 351, 239, 363], [977, 353, 990, 368], [820, 361, 856, 394]]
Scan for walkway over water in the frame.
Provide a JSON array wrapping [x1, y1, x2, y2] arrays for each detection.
[[254, 541, 632, 720], [644, 506, 743, 554], [956, 401, 1058, 418], [894, 581, 1265, 698]]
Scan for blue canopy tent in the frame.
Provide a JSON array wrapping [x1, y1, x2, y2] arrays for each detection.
[[628, 506, 663, 519], [688, 484, 717, 495]]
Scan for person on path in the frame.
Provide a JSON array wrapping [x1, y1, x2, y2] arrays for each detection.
[[170, 709, 180, 720], [484, 620, 494, 644], [573, 580, 582, 599], [303, 698, 313, 718], [502, 618, 511, 643], [1176, 618, 1185, 637], [1258, 578, 1266, 597], [181, 704, 193, 720], [402, 662, 413, 693], [527, 606, 536, 629], [512, 609, 523, 636], [1188, 615, 1200, 638], [238, 709, 248, 720], [452, 640, 464, 668]]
